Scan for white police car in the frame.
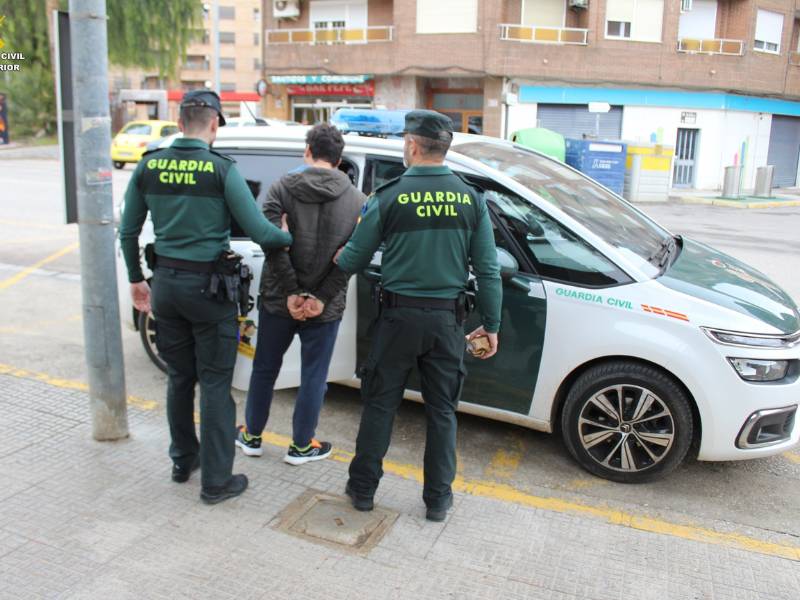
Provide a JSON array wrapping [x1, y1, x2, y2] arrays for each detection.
[[118, 115, 800, 483]]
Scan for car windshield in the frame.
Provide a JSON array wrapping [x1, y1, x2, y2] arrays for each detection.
[[122, 123, 152, 135], [454, 141, 670, 278]]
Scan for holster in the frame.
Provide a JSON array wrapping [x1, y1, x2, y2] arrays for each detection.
[[205, 251, 251, 316], [456, 290, 475, 325], [144, 243, 156, 271]]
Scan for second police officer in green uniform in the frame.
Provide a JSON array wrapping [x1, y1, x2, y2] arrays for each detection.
[[119, 90, 293, 504], [335, 110, 503, 522]]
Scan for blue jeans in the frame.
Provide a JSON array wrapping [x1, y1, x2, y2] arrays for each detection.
[[245, 309, 341, 447]]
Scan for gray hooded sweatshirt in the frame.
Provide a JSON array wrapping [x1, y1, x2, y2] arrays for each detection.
[[259, 166, 365, 322]]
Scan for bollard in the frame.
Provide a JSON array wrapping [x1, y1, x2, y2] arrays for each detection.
[[754, 165, 775, 197], [722, 165, 741, 198]]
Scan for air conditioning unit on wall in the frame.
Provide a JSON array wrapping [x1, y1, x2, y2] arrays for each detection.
[[274, 0, 300, 19], [568, 0, 588, 9]]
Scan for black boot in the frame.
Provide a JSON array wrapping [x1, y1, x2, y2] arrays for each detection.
[[200, 474, 249, 505]]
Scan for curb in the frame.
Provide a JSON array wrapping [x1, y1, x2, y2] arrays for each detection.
[[675, 195, 800, 209]]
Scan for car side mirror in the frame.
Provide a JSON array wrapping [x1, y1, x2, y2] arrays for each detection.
[[496, 247, 519, 280]]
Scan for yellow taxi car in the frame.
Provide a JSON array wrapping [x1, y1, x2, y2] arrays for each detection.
[[111, 120, 179, 169]]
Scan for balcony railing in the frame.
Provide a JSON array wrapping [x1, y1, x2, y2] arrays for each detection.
[[499, 23, 588, 45], [677, 38, 744, 56], [266, 26, 394, 45]]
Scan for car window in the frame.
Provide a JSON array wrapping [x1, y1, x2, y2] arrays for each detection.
[[363, 157, 406, 194], [454, 141, 669, 278], [224, 152, 305, 238], [122, 123, 152, 135], [225, 151, 360, 238], [160, 125, 179, 137], [486, 188, 631, 287]]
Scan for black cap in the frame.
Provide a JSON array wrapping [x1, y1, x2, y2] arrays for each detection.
[[402, 110, 453, 141], [180, 89, 226, 126]]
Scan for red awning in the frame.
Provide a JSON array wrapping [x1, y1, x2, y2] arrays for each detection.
[[167, 90, 261, 102]]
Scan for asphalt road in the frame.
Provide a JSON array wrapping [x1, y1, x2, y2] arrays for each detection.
[[1, 156, 798, 552]]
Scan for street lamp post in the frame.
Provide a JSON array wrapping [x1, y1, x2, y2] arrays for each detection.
[[68, 0, 129, 440]]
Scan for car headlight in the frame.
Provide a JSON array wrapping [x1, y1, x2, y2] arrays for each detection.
[[728, 358, 790, 382], [702, 327, 800, 349]]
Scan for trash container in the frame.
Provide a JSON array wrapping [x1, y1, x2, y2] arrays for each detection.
[[623, 143, 674, 202], [565, 139, 627, 195], [754, 165, 775, 197], [511, 128, 566, 162]]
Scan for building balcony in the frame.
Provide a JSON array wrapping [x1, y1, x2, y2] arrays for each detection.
[[499, 23, 588, 45], [677, 38, 745, 56], [265, 25, 394, 45]]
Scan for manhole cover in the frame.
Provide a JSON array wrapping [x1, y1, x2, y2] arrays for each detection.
[[274, 490, 398, 553]]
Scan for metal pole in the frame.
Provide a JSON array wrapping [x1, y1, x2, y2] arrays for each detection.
[[69, 0, 129, 440], [212, 0, 220, 93]]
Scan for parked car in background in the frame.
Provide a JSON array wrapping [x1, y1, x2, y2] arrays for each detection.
[[111, 120, 178, 169], [117, 119, 800, 484], [224, 116, 302, 127]]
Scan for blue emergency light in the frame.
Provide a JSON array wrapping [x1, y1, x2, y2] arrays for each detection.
[[331, 108, 410, 137]]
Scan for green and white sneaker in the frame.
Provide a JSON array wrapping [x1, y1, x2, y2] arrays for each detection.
[[235, 425, 263, 457], [284, 439, 332, 466]]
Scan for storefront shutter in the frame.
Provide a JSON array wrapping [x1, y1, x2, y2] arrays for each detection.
[[536, 104, 623, 140], [767, 116, 800, 188]]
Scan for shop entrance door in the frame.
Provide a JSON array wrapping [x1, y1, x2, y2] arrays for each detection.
[[673, 128, 699, 187], [292, 101, 372, 125]]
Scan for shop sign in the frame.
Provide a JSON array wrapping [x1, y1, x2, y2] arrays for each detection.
[[681, 111, 697, 124], [287, 81, 375, 97], [270, 75, 372, 84]]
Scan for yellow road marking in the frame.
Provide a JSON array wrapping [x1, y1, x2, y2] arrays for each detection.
[[1, 362, 799, 562], [0, 242, 79, 291], [0, 314, 81, 335], [563, 478, 609, 491], [0, 219, 73, 231], [484, 442, 523, 480], [0, 363, 157, 411], [783, 452, 800, 465], [0, 235, 77, 246]]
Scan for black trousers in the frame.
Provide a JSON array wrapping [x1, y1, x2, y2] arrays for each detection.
[[151, 267, 239, 489], [348, 306, 467, 509]]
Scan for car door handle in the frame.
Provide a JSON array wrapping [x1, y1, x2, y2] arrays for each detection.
[[509, 276, 546, 299], [251, 248, 264, 259]]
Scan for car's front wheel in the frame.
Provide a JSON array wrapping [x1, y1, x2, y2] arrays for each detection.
[[137, 310, 168, 373], [113, 161, 125, 170], [561, 361, 693, 483]]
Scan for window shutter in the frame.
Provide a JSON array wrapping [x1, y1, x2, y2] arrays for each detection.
[[755, 10, 784, 47], [417, 0, 478, 34], [606, 0, 635, 23]]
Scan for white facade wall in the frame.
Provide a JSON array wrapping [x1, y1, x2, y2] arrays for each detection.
[[506, 100, 776, 190], [505, 103, 538, 138], [621, 106, 772, 190]]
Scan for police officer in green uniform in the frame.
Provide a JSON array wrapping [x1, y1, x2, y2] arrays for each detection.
[[335, 110, 502, 521], [119, 90, 293, 504]]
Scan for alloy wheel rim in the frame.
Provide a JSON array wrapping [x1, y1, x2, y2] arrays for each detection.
[[578, 384, 675, 472], [145, 314, 159, 356]]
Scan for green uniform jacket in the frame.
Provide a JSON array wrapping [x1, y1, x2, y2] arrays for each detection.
[[337, 164, 502, 333], [119, 138, 292, 283]]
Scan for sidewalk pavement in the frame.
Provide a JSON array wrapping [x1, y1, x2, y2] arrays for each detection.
[[668, 187, 800, 208], [0, 144, 60, 160], [1, 372, 799, 600]]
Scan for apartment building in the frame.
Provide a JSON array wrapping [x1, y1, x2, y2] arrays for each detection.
[[261, 0, 800, 189], [110, 0, 264, 125]]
